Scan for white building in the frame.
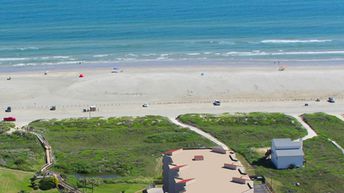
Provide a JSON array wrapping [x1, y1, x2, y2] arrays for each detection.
[[271, 138, 304, 169]]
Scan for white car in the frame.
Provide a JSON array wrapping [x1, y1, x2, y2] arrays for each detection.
[[142, 103, 149, 108]]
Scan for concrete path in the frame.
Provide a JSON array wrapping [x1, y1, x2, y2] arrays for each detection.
[[170, 117, 229, 151], [332, 114, 344, 122], [329, 139, 344, 154], [290, 115, 317, 141], [327, 114, 344, 154], [295, 113, 344, 154]]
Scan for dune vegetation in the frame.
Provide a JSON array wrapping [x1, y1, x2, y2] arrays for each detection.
[[0, 131, 44, 172], [178, 112, 307, 163], [303, 113, 344, 147], [29, 116, 215, 190], [178, 112, 344, 193]]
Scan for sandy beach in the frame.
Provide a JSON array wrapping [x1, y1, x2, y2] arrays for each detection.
[[1, 65, 344, 126]]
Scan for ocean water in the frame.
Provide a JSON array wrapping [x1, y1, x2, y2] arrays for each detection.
[[1, 0, 344, 69]]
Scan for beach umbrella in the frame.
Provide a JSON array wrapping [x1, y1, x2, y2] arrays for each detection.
[[79, 73, 84, 78]]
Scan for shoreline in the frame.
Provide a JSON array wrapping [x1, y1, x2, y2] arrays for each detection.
[[1, 58, 344, 74]]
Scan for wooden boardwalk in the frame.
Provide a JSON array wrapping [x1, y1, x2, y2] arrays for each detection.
[[31, 130, 81, 193]]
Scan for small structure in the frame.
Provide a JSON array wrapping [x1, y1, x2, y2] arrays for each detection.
[[79, 73, 84, 78], [271, 138, 304, 169], [212, 146, 226, 154], [232, 176, 250, 184], [224, 163, 241, 170], [193, 155, 204, 161]]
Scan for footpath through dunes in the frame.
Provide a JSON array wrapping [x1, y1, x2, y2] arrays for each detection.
[[177, 112, 344, 193], [289, 114, 317, 140], [302, 113, 344, 154], [28, 116, 216, 191], [170, 117, 229, 151]]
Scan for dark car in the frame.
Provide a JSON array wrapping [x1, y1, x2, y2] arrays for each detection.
[[213, 100, 221, 106], [328, 97, 335, 103], [50, 106, 56, 111], [5, 106, 11, 112]]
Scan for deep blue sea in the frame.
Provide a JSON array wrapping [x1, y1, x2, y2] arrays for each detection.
[[1, 0, 344, 69]]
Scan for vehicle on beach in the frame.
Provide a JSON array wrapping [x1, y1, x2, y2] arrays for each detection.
[[213, 100, 221, 106], [112, 67, 120, 73], [304, 103, 309, 106], [328, 97, 335, 103], [142, 103, 149, 108], [3, 117, 16, 121], [5, 106, 11, 112], [89, 106, 97, 111], [50, 106, 56, 111]]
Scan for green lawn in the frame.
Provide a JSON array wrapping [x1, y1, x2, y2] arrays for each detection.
[[29, 116, 215, 188], [0, 131, 45, 171], [178, 112, 344, 193], [178, 112, 307, 163], [0, 167, 59, 193], [303, 113, 344, 147]]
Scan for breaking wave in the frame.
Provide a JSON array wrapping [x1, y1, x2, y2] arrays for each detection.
[[261, 39, 332, 44]]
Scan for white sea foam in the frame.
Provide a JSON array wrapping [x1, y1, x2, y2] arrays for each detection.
[[0, 57, 30, 61], [0, 56, 71, 62], [0, 47, 39, 51], [93, 54, 109, 58], [261, 39, 332, 44], [223, 50, 344, 56], [38, 56, 71, 60], [187, 52, 201, 56], [12, 61, 82, 67]]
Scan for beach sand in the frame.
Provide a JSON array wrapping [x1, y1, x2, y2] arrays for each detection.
[[1, 65, 344, 126]]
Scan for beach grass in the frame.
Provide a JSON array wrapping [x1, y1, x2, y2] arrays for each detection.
[[29, 116, 215, 188], [0, 121, 15, 134], [303, 113, 344, 147], [255, 136, 344, 193], [0, 131, 45, 171], [178, 112, 344, 193], [178, 112, 307, 163], [79, 183, 146, 193], [0, 167, 59, 193]]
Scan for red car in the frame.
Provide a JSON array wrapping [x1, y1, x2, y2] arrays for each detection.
[[3, 117, 16, 121]]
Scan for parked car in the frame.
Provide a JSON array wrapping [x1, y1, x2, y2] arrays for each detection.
[[304, 103, 309, 106], [3, 117, 16, 121], [5, 106, 11, 112], [50, 106, 56, 111], [213, 100, 221, 106], [328, 97, 335, 103], [142, 103, 149, 108]]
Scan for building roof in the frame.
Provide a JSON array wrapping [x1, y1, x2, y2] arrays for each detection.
[[168, 149, 253, 193], [275, 149, 304, 157], [272, 138, 302, 150]]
